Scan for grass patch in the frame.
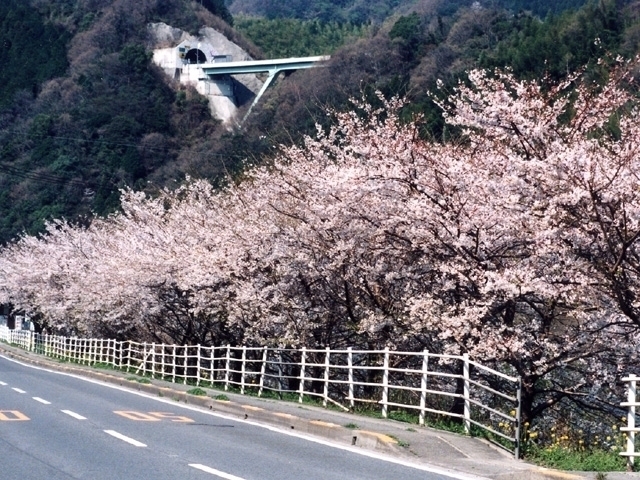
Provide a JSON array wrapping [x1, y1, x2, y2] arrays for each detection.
[[344, 423, 359, 429], [527, 445, 626, 472], [387, 434, 410, 448], [388, 410, 419, 424], [126, 376, 151, 384], [92, 362, 115, 370], [214, 394, 230, 401], [186, 387, 207, 396]]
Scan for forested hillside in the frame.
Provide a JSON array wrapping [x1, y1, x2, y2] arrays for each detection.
[[0, 0, 638, 245], [0, 0, 243, 242], [0, 0, 69, 109], [228, 0, 589, 22], [237, 0, 638, 159], [234, 17, 372, 57]]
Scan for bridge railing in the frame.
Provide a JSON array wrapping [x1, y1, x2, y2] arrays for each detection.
[[0, 326, 522, 457]]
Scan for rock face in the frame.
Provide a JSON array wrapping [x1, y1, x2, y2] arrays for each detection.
[[147, 22, 262, 125]]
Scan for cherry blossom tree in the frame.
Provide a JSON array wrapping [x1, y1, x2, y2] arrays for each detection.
[[2, 58, 640, 426]]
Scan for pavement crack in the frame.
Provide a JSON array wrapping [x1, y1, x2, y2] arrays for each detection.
[[436, 435, 470, 458]]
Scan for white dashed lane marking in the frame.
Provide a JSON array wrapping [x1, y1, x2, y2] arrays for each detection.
[[189, 464, 246, 479], [12, 388, 26, 393], [61, 410, 86, 420], [104, 430, 147, 447], [32, 397, 51, 405]]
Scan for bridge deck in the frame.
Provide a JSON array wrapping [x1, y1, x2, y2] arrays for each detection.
[[200, 56, 330, 76], [199, 55, 330, 123]]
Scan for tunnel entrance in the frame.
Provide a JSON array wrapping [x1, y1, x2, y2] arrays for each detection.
[[185, 49, 207, 64]]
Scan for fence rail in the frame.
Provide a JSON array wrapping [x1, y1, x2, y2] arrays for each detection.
[[0, 326, 522, 457]]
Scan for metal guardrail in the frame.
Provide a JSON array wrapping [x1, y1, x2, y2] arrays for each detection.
[[0, 326, 522, 457]]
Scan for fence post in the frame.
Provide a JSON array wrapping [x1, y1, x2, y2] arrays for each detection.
[[158, 344, 164, 380], [196, 344, 201, 386], [240, 346, 247, 395], [151, 343, 157, 379], [277, 350, 283, 400], [348, 347, 354, 410], [214, 345, 216, 387], [141, 342, 147, 376], [224, 345, 231, 391], [419, 349, 429, 426], [323, 347, 330, 408], [171, 345, 177, 383], [299, 347, 307, 404], [515, 377, 522, 460], [463, 353, 471, 435], [622, 374, 638, 471], [182, 346, 189, 385], [259, 346, 268, 397], [381, 347, 389, 419]]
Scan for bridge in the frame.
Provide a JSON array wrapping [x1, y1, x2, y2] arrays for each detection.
[[199, 56, 330, 122]]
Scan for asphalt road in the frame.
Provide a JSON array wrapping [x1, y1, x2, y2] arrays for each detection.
[[0, 355, 472, 480]]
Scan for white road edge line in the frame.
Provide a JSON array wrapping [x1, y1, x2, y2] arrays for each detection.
[[12, 387, 26, 393], [61, 410, 86, 420], [33, 397, 51, 405], [104, 430, 147, 447], [189, 464, 246, 479], [0, 354, 486, 480]]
